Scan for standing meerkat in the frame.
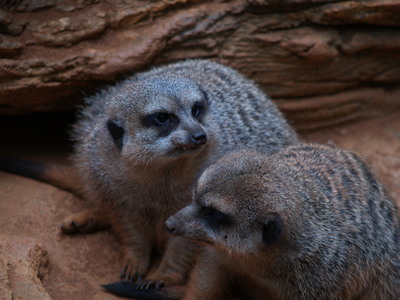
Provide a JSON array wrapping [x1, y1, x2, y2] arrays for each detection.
[[161, 144, 400, 300], [0, 60, 299, 288]]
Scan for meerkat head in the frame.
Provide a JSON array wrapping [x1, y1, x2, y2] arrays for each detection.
[[105, 75, 211, 166], [166, 150, 289, 256]]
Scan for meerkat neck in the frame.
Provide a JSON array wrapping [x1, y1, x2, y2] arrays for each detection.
[[123, 151, 210, 190]]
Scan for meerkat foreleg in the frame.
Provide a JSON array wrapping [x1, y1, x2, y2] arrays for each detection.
[[137, 237, 201, 289], [112, 217, 154, 282], [183, 247, 230, 300]]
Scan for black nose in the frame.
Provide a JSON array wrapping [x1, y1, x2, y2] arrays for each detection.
[[165, 218, 177, 234], [191, 132, 207, 145]]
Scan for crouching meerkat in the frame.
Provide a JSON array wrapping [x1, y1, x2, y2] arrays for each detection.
[[0, 59, 299, 288], [163, 144, 400, 300]]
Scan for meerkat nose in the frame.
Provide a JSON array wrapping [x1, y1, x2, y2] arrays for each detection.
[[191, 132, 207, 145], [165, 218, 177, 234]]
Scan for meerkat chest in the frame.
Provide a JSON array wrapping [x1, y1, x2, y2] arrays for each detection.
[[116, 178, 193, 215]]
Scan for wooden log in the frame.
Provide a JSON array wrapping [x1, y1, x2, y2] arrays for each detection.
[[1, 0, 399, 129]]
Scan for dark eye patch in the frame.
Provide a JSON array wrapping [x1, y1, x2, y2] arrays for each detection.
[[262, 213, 284, 246], [199, 206, 234, 229], [142, 112, 179, 135], [143, 112, 175, 126]]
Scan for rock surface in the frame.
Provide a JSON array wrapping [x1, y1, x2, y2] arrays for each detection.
[[0, 111, 399, 299], [0, 237, 51, 300], [1, 0, 400, 129]]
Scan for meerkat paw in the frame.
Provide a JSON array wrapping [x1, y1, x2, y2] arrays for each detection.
[[61, 209, 109, 234], [120, 252, 150, 283]]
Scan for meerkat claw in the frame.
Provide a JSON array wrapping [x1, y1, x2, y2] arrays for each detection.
[[120, 266, 128, 280], [136, 279, 164, 290], [135, 272, 143, 282]]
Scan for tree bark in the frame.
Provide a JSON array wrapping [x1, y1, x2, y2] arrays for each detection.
[[1, 0, 400, 129]]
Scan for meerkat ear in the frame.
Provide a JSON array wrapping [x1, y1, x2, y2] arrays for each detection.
[[262, 213, 284, 246], [107, 119, 125, 151]]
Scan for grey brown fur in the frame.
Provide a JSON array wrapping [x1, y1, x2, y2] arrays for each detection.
[[65, 59, 299, 287], [167, 143, 400, 300]]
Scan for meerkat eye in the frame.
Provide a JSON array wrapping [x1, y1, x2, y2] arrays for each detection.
[[191, 102, 205, 118], [143, 112, 175, 127], [154, 112, 169, 125]]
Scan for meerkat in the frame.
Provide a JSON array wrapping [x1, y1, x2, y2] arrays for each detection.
[[0, 59, 299, 288], [159, 144, 399, 300]]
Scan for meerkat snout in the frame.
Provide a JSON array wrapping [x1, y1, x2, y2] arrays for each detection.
[[171, 122, 208, 151], [165, 205, 207, 240], [165, 217, 177, 235], [191, 131, 207, 145]]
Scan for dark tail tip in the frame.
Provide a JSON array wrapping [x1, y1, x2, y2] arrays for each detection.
[[0, 157, 45, 181], [0, 157, 81, 196], [102, 281, 182, 300]]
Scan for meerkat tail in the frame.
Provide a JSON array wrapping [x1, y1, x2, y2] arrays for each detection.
[[101, 282, 184, 300], [0, 157, 80, 195]]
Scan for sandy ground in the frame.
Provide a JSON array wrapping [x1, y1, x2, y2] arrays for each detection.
[[0, 111, 399, 299]]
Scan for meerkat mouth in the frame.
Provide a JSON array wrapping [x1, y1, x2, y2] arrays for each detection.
[[180, 145, 198, 151], [173, 143, 204, 155]]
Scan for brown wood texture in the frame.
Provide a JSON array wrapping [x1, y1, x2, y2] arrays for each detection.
[[1, 0, 400, 129]]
